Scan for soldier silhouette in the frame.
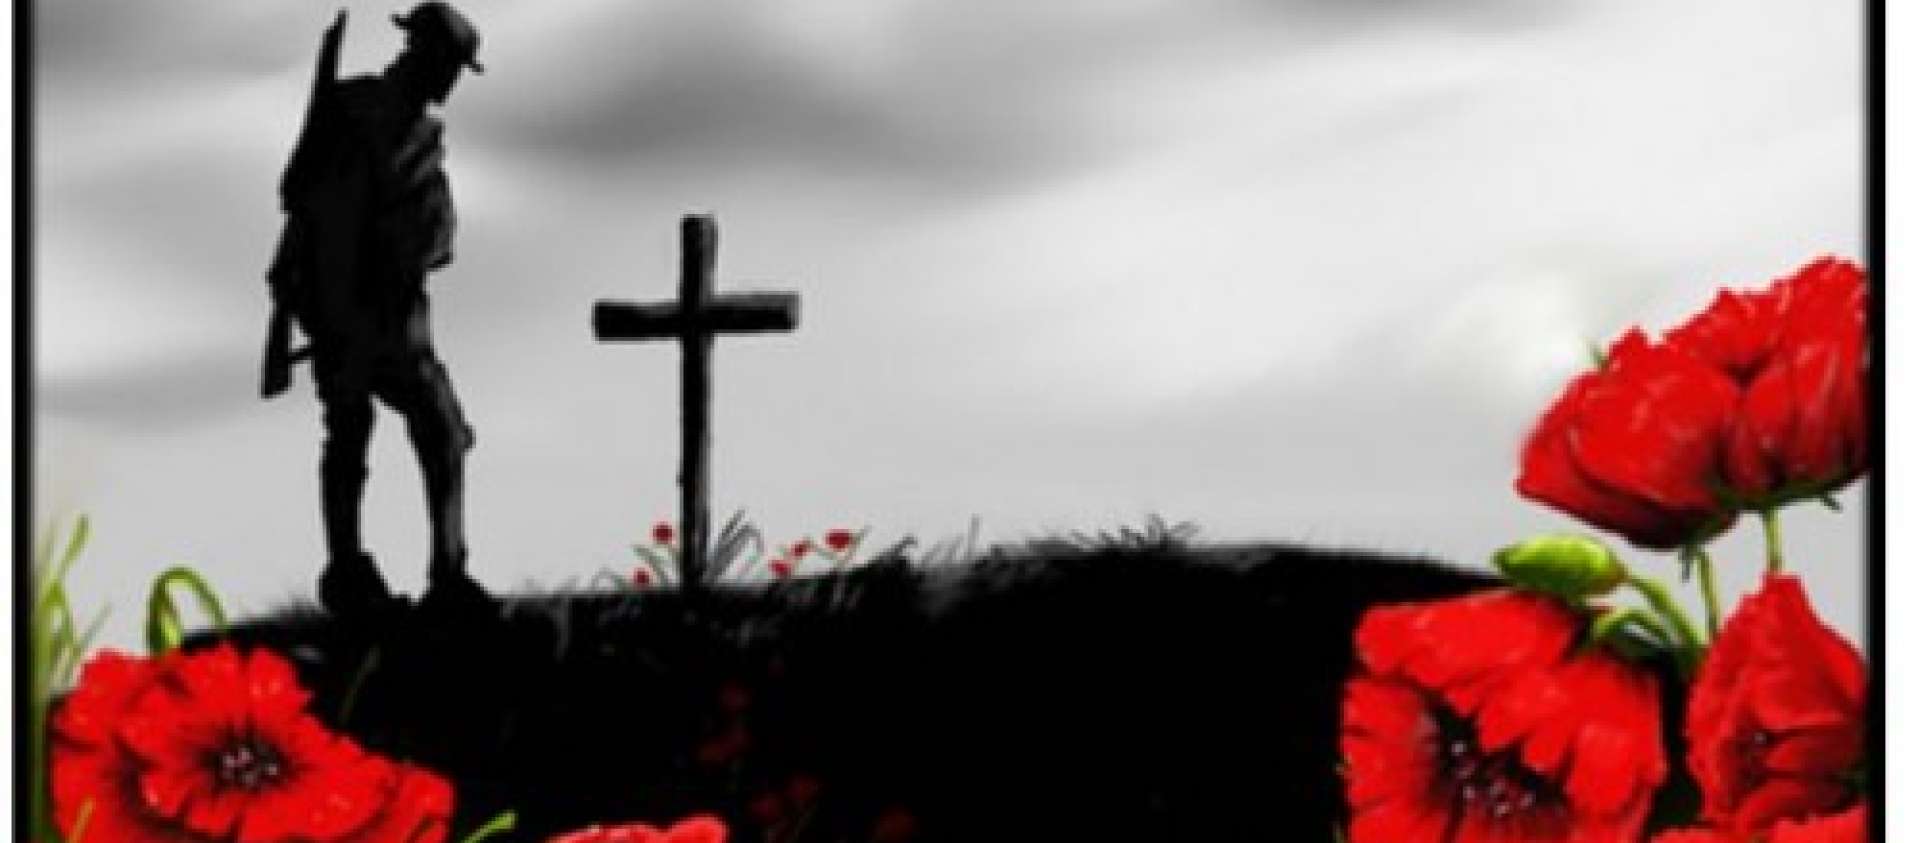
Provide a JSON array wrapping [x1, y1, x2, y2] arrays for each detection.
[[263, 2, 490, 616]]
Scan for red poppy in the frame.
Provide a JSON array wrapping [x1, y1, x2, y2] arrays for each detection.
[[1666, 258, 1867, 504], [50, 645, 454, 843], [770, 559, 794, 578], [1343, 591, 1667, 842], [1723, 260, 1867, 503], [1667, 258, 1862, 380], [1665, 284, 1783, 382], [1653, 803, 1866, 843], [548, 814, 728, 843], [1516, 329, 1740, 549], [790, 539, 812, 558], [343, 765, 456, 843], [633, 568, 654, 587], [653, 522, 676, 545], [1649, 829, 1736, 843], [823, 529, 855, 553], [1686, 575, 1864, 836], [1765, 803, 1865, 843]]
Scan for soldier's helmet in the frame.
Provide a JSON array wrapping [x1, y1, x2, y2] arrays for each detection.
[[392, 2, 485, 74]]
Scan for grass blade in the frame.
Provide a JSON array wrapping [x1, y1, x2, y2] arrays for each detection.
[[454, 810, 517, 843]]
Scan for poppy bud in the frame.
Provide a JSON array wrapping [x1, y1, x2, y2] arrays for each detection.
[[1493, 534, 1628, 600]]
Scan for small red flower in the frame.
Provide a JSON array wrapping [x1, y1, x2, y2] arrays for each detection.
[[548, 814, 728, 843], [785, 773, 822, 806], [869, 806, 919, 843], [50, 644, 454, 843], [770, 559, 794, 578], [790, 539, 812, 558], [1517, 329, 1740, 549], [694, 725, 751, 767], [717, 682, 751, 713], [747, 791, 787, 826], [1342, 591, 1667, 842], [633, 568, 653, 587], [823, 529, 855, 553], [1686, 575, 1865, 837], [653, 522, 676, 545]]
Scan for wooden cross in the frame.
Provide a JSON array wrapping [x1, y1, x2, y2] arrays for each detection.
[[593, 215, 800, 588]]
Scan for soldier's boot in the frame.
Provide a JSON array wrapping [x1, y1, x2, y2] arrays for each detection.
[[319, 551, 402, 619]]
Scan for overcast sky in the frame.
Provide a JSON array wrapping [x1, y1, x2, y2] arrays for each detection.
[[33, 0, 1866, 649]]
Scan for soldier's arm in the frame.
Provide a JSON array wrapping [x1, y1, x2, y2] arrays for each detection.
[[302, 143, 375, 351], [378, 117, 458, 277]]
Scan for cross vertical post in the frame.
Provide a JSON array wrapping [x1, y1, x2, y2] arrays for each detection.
[[678, 216, 715, 588], [593, 215, 800, 589]]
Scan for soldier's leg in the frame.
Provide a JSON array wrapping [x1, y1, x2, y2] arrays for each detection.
[[315, 357, 397, 614], [318, 370, 376, 560], [379, 352, 476, 580]]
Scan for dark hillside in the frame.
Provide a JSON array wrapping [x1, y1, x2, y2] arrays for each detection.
[[196, 540, 1512, 841]]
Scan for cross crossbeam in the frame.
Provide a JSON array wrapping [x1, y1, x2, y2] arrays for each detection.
[[593, 215, 800, 588]]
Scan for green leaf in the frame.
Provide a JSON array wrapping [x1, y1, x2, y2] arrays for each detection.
[[48, 515, 93, 601], [146, 566, 229, 655], [61, 607, 113, 688], [61, 515, 93, 570], [147, 598, 184, 656], [1586, 605, 1637, 650], [589, 569, 630, 591], [631, 544, 674, 572], [33, 516, 58, 579]]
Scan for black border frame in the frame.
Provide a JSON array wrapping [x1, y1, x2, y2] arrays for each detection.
[[9, 2, 1890, 839]]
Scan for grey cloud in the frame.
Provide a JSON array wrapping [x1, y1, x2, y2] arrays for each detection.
[[37, 0, 314, 94], [39, 351, 258, 430], [30, 0, 1865, 650]]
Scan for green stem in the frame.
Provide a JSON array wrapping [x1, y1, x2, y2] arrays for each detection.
[[1762, 508, 1786, 574], [1689, 546, 1723, 637], [1587, 605, 1677, 659], [339, 648, 383, 726], [32, 610, 52, 841], [1628, 573, 1706, 672], [1622, 608, 1678, 649]]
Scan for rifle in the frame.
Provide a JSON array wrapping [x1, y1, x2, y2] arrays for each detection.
[[260, 10, 347, 399]]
